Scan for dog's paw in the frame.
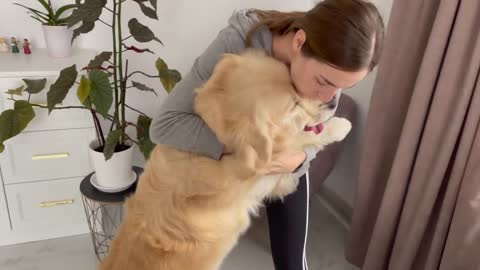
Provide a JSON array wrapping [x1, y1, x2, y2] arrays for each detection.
[[324, 117, 352, 142]]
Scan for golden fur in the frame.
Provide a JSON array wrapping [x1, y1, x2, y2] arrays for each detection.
[[99, 50, 351, 270]]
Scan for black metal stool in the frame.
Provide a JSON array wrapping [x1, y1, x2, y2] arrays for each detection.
[[79, 166, 143, 261]]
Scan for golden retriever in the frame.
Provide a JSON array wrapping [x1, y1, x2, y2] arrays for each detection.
[[98, 49, 351, 270]]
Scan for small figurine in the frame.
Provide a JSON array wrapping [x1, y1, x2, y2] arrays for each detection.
[[23, 39, 31, 54], [0, 38, 9, 52], [10, 37, 19, 53]]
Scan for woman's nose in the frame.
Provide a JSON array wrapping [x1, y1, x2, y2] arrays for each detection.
[[317, 87, 338, 103]]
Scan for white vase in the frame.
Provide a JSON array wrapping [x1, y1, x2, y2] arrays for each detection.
[[42, 25, 73, 58], [88, 139, 135, 188]]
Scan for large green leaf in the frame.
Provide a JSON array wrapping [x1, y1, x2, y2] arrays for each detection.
[[0, 100, 35, 153], [68, 0, 107, 27], [88, 70, 113, 118], [136, 115, 155, 160], [5, 86, 24, 96], [128, 18, 162, 44], [104, 129, 122, 160], [150, 0, 157, 10], [88, 51, 112, 68], [155, 58, 181, 93], [47, 65, 78, 113], [54, 4, 77, 21], [77, 75, 91, 103], [72, 21, 95, 42], [23, 78, 47, 94], [131, 81, 157, 96], [37, 0, 55, 20], [132, 0, 158, 20]]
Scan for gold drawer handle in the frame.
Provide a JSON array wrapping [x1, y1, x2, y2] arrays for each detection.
[[32, 153, 70, 160], [39, 199, 74, 208]]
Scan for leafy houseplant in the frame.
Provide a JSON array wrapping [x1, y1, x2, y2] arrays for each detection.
[[15, 0, 78, 58], [1, 0, 181, 187], [14, 0, 76, 26]]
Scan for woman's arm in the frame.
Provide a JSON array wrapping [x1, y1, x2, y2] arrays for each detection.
[[149, 26, 245, 160]]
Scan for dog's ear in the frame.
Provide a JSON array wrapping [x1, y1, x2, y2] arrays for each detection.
[[241, 48, 267, 58], [215, 53, 240, 73]]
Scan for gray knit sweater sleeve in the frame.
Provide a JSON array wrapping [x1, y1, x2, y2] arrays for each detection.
[[149, 26, 246, 160]]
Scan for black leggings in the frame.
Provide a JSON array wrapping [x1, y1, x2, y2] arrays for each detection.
[[265, 173, 310, 270]]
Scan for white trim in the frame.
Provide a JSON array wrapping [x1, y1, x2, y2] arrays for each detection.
[[313, 193, 350, 230], [303, 172, 310, 270]]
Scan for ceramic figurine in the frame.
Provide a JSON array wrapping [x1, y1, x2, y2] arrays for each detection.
[[23, 39, 31, 54], [0, 38, 8, 52], [10, 37, 19, 53]]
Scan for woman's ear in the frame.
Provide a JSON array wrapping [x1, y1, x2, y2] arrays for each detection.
[[292, 29, 307, 53]]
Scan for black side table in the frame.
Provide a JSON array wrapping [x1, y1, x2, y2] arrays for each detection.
[[79, 166, 143, 261]]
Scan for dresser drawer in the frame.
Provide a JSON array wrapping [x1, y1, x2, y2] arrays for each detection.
[[4, 177, 88, 233], [0, 77, 93, 131], [0, 128, 95, 184]]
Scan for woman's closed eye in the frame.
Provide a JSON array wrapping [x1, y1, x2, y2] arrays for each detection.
[[316, 78, 328, 86]]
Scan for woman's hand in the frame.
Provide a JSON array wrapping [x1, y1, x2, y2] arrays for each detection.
[[267, 150, 306, 175]]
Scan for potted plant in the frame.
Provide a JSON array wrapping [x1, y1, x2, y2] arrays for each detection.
[[14, 0, 77, 58], [1, 0, 181, 191]]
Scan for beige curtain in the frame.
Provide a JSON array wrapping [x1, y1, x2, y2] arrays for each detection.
[[346, 0, 480, 269]]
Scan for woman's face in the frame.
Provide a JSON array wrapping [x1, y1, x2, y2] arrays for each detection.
[[289, 30, 370, 102]]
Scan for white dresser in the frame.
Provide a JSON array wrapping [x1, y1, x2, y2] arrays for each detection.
[[0, 49, 97, 246]]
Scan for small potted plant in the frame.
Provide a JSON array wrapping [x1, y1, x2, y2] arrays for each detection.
[[2, 0, 181, 191], [14, 0, 76, 58]]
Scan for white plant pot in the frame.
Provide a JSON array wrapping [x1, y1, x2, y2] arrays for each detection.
[[42, 25, 73, 58], [89, 140, 135, 188]]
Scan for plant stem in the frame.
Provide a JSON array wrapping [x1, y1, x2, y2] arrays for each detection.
[[87, 98, 105, 148], [117, 0, 126, 144], [108, 114, 116, 132], [30, 104, 86, 110], [124, 134, 139, 144], [111, 0, 121, 131], [125, 121, 140, 129], [122, 35, 132, 41], [98, 19, 112, 27], [125, 104, 148, 117], [126, 71, 161, 81], [103, 6, 114, 13]]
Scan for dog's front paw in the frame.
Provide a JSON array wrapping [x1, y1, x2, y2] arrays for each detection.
[[324, 117, 352, 142]]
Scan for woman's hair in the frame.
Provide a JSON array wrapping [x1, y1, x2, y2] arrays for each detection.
[[247, 0, 385, 71]]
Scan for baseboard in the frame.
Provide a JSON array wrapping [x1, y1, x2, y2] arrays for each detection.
[[313, 185, 353, 231]]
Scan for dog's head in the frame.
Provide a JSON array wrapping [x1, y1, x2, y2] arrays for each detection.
[[295, 91, 339, 128], [228, 49, 338, 128]]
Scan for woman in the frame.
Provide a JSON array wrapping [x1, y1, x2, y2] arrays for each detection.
[[150, 0, 384, 269]]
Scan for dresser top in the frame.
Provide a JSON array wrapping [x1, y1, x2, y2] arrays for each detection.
[[0, 48, 97, 78]]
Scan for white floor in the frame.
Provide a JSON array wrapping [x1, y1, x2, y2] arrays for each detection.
[[0, 197, 358, 270]]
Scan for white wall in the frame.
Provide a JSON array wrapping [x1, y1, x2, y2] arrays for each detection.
[[317, 0, 394, 207]]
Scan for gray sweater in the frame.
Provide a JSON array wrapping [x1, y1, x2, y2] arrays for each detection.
[[149, 9, 319, 179]]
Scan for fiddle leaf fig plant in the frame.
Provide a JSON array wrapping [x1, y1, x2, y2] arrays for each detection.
[[0, 0, 181, 160]]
